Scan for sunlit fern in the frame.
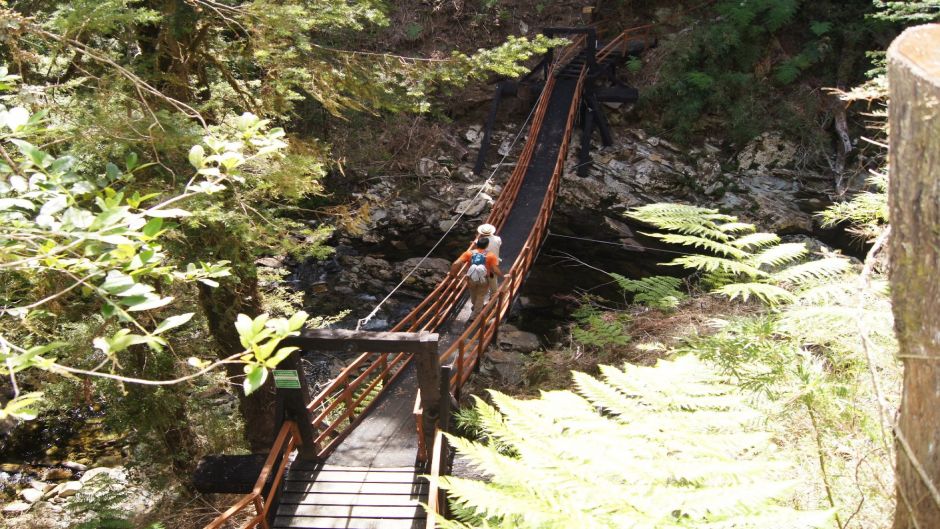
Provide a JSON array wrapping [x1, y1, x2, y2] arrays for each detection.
[[431, 355, 833, 529], [629, 204, 852, 305]]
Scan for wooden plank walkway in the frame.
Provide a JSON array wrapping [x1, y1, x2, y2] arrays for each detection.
[[275, 465, 426, 529]]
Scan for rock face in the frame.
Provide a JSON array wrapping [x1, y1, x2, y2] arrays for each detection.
[[558, 129, 832, 236]]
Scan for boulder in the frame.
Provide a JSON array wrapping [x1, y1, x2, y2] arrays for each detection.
[[79, 467, 114, 484], [0, 463, 22, 473], [453, 194, 492, 217], [497, 325, 541, 353], [28, 479, 53, 493], [60, 461, 87, 473], [481, 349, 526, 386], [41, 468, 72, 482], [2, 501, 31, 515], [55, 481, 82, 498], [19, 488, 43, 503]]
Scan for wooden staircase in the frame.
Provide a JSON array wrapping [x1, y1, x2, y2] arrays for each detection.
[[274, 464, 427, 529]]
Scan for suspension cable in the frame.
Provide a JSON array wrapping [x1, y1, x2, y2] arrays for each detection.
[[354, 100, 541, 331]]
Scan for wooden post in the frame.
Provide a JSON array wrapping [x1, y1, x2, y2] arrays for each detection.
[[888, 24, 940, 529], [437, 364, 454, 518], [414, 337, 441, 464], [274, 350, 319, 460]]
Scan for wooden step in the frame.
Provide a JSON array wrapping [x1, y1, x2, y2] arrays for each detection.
[[283, 480, 428, 494], [286, 470, 421, 483], [279, 492, 422, 506], [277, 504, 424, 518], [273, 515, 424, 529]]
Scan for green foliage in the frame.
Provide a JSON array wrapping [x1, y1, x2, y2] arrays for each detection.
[[0, 75, 304, 420], [647, 0, 881, 143], [435, 356, 832, 529], [571, 303, 630, 348], [629, 204, 852, 305], [610, 273, 686, 310], [67, 473, 133, 529], [872, 1, 940, 22]]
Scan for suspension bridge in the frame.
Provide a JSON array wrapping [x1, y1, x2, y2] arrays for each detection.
[[202, 25, 654, 529]]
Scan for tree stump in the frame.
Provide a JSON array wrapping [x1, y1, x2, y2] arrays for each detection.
[[888, 23, 940, 529]]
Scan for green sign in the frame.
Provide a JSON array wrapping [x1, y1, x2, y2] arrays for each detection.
[[273, 369, 301, 389]]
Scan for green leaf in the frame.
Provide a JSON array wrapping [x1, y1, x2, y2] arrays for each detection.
[[0, 392, 44, 421], [10, 139, 52, 168], [122, 294, 174, 312], [141, 217, 164, 238], [0, 198, 35, 211], [265, 346, 299, 368], [243, 364, 268, 395], [188, 145, 205, 168], [153, 313, 194, 335]]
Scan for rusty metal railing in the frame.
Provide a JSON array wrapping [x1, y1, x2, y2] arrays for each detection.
[[204, 421, 301, 529]]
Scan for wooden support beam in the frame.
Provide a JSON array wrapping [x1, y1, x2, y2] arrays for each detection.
[[283, 329, 439, 354]]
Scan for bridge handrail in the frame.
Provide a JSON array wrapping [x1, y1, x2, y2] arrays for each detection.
[[204, 421, 301, 529], [415, 66, 588, 462], [425, 428, 448, 529]]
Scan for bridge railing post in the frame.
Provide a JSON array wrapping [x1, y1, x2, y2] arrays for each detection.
[[275, 350, 319, 460]]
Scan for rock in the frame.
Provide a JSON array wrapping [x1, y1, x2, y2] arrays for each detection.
[[19, 488, 43, 503], [737, 132, 798, 172], [60, 461, 87, 473], [28, 479, 53, 493], [2, 501, 31, 515], [481, 349, 526, 386], [79, 467, 113, 484], [0, 463, 22, 473], [465, 126, 483, 148], [497, 325, 541, 353], [417, 158, 443, 178], [55, 481, 82, 498], [255, 256, 283, 268], [41, 468, 72, 482], [453, 194, 491, 217], [497, 137, 513, 156], [399, 257, 451, 275]]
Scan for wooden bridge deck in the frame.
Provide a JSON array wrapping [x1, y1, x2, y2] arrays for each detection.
[[272, 76, 581, 529]]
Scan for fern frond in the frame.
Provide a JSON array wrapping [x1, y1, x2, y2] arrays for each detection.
[[670, 255, 767, 278], [719, 222, 757, 234], [442, 355, 827, 528], [729, 232, 780, 250], [771, 257, 852, 286], [610, 274, 687, 310], [747, 243, 807, 268], [715, 282, 796, 305], [647, 233, 750, 258]]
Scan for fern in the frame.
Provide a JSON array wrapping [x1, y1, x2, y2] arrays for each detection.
[[629, 204, 852, 306], [571, 304, 631, 348], [611, 273, 687, 310], [434, 356, 832, 529]]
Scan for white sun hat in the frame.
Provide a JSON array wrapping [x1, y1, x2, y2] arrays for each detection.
[[477, 223, 496, 236]]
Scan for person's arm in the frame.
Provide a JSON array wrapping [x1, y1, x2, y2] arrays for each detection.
[[487, 254, 501, 277], [449, 253, 467, 277]]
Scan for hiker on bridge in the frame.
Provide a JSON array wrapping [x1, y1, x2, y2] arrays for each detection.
[[477, 223, 502, 296], [450, 236, 501, 319]]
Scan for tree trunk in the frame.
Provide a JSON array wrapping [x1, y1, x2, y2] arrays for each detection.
[[888, 23, 940, 529], [199, 268, 279, 453]]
